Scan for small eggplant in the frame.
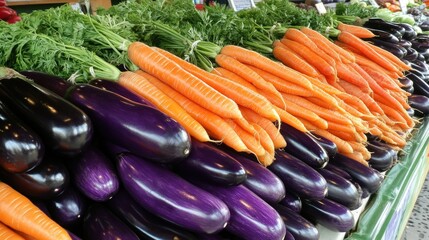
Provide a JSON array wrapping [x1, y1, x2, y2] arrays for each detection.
[[408, 94, 429, 116], [19, 71, 72, 97], [397, 39, 412, 49], [406, 72, 429, 97], [364, 18, 405, 38], [403, 48, 418, 62], [274, 204, 319, 240], [310, 133, 337, 159], [366, 143, 395, 172], [364, 28, 399, 43], [367, 38, 407, 58], [279, 192, 302, 213], [324, 164, 353, 181], [396, 23, 417, 40]]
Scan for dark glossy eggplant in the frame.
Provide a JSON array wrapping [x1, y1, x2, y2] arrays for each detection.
[[0, 78, 93, 156], [331, 154, 383, 194], [117, 153, 230, 234], [68, 146, 119, 202], [19, 71, 72, 97], [411, 36, 429, 49], [175, 140, 246, 186], [107, 188, 198, 240], [310, 134, 337, 159], [407, 69, 429, 83], [363, 18, 405, 38], [47, 186, 87, 229], [367, 38, 407, 58], [324, 164, 353, 181], [318, 168, 362, 210], [399, 76, 414, 94], [301, 198, 355, 232], [406, 72, 429, 97], [268, 151, 327, 200], [369, 140, 398, 162], [364, 28, 399, 43], [224, 150, 285, 203], [408, 94, 429, 116], [397, 39, 412, 49], [193, 183, 286, 240], [410, 60, 429, 73], [366, 143, 395, 172], [84, 204, 140, 240], [404, 48, 418, 62], [396, 23, 417, 40], [280, 124, 329, 168], [279, 192, 302, 213], [274, 204, 319, 240], [0, 156, 69, 199], [89, 79, 155, 108], [66, 84, 190, 162], [417, 47, 429, 62], [0, 101, 44, 173]]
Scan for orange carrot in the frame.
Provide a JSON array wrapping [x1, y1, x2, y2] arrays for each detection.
[[284, 28, 319, 50], [305, 76, 344, 95], [336, 93, 373, 116], [0, 182, 71, 240], [359, 65, 405, 93], [0, 222, 26, 240], [327, 121, 358, 135], [342, 152, 368, 165], [337, 79, 384, 115], [272, 42, 320, 77], [304, 35, 343, 62], [352, 53, 399, 78], [280, 97, 328, 128], [272, 105, 308, 132], [128, 42, 241, 119], [338, 23, 376, 38], [225, 119, 266, 157], [376, 100, 409, 129], [336, 62, 372, 93], [211, 67, 257, 91], [257, 151, 275, 167], [121, 71, 211, 142], [366, 41, 411, 71], [220, 45, 314, 90], [252, 123, 275, 157], [234, 117, 257, 136]]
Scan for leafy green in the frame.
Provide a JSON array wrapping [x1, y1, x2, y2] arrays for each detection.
[[335, 2, 378, 24]]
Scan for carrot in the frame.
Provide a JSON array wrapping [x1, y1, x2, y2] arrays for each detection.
[[373, 92, 413, 128], [257, 151, 275, 167], [284, 28, 319, 50], [336, 62, 372, 94], [154, 47, 280, 122], [0, 182, 71, 240], [327, 121, 358, 135], [342, 152, 368, 166], [327, 129, 361, 142], [336, 93, 373, 116], [376, 100, 409, 129], [0, 222, 26, 240], [347, 141, 371, 158], [121, 71, 211, 142], [128, 42, 241, 119], [304, 35, 342, 62], [240, 107, 287, 149], [251, 123, 275, 157], [215, 53, 286, 110], [305, 76, 344, 95], [225, 119, 266, 158], [220, 45, 314, 90], [272, 42, 320, 77], [234, 117, 257, 136], [337, 79, 384, 115], [272, 105, 308, 132], [366, 41, 411, 71], [352, 53, 399, 78], [211, 67, 257, 91], [337, 23, 376, 38]]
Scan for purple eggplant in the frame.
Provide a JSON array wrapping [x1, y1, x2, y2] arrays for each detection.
[[84, 204, 139, 240], [367, 38, 407, 58], [310, 134, 337, 159], [117, 153, 230, 234], [367, 143, 395, 172], [286, 230, 295, 240], [404, 48, 418, 62], [268, 151, 327, 200], [0, 78, 93, 156], [89, 79, 156, 108], [399, 76, 414, 93], [324, 164, 353, 181], [331, 154, 383, 194], [47, 186, 87, 229], [274, 204, 319, 240], [301, 198, 355, 232], [397, 39, 412, 49], [364, 19, 404, 38], [406, 72, 429, 97], [107, 188, 198, 240], [0, 156, 69, 199], [175, 140, 247, 186], [407, 107, 415, 117], [279, 192, 302, 213], [193, 183, 286, 240], [318, 168, 362, 210], [364, 28, 400, 43], [68, 146, 119, 202], [0, 101, 44, 173], [280, 124, 329, 168], [66, 84, 190, 162], [224, 150, 285, 203], [19, 71, 72, 97], [408, 94, 429, 116], [396, 23, 417, 40]]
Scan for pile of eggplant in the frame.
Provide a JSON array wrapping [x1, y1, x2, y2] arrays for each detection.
[[362, 18, 429, 116], [0, 68, 393, 240]]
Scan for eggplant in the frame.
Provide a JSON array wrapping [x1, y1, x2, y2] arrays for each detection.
[[331, 154, 383, 194], [407, 69, 429, 83], [397, 39, 413, 49], [411, 36, 429, 49], [175, 140, 246, 186], [279, 192, 302, 213], [107, 188, 198, 240], [223, 150, 285, 203], [47, 186, 87, 232], [68, 146, 119, 202], [366, 143, 395, 172], [369, 140, 398, 163], [117, 153, 230, 234], [268, 151, 327, 200], [408, 94, 429, 116], [68, 231, 82, 240], [417, 47, 429, 62], [396, 23, 417, 40], [0, 156, 69, 199], [364, 28, 400, 43], [410, 60, 429, 74], [364, 18, 405, 38], [66, 84, 190, 162], [301, 198, 355, 232], [407, 107, 415, 117], [399, 76, 414, 94], [89, 79, 156, 108], [367, 38, 407, 58], [405, 48, 419, 62], [84, 204, 139, 240], [310, 134, 337, 159], [318, 168, 362, 210], [406, 72, 429, 97], [286, 230, 295, 240], [0, 78, 93, 156], [192, 182, 286, 240], [0, 101, 44, 173], [280, 124, 329, 168], [274, 204, 319, 240], [324, 164, 353, 181], [19, 71, 72, 97]]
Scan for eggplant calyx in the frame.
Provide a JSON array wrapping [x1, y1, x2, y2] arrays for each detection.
[[0, 67, 30, 81]]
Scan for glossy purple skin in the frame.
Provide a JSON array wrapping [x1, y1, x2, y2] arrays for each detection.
[[301, 198, 355, 232], [268, 151, 328, 200], [407, 72, 429, 97], [67, 84, 190, 162], [83, 205, 139, 240], [117, 153, 230, 234], [226, 151, 285, 204], [367, 143, 395, 172], [47, 186, 87, 228], [107, 188, 198, 240], [19, 71, 72, 97], [194, 183, 286, 240], [311, 134, 337, 159], [409, 94, 429, 116], [89, 79, 156, 108], [279, 192, 302, 213], [274, 204, 319, 240], [69, 146, 119, 201], [286, 230, 296, 240], [175, 140, 247, 186], [0, 101, 44, 173], [324, 164, 353, 181]]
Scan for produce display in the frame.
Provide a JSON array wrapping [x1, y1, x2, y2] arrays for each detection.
[[0, 0, 429, 239]]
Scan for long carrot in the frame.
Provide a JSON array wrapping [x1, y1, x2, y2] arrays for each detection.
[[359, 65, 404, 93], [128, 42, 241, 119], [336, 62, 372, 94], [351, 53, 399, 78], [284, 28, 319, 50], [272, 105, 308, 132], [211, 67, 257, 91], [337, 79, 384, 115], [280, 97, 328, 129], [251, 123, 275, 157], [0, 222, 26, 240], [337, 23, 376, 38], [366, 41, 411, 71], [342, 152, 368, 166], [225, 119, 266, 158], [220, 45, 314, 90], [272, 42, 320, 77], [0, 182, 71, 240]]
